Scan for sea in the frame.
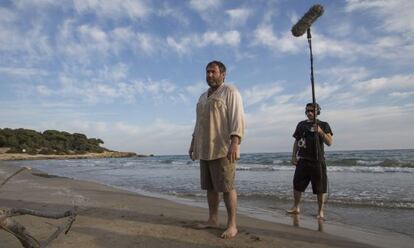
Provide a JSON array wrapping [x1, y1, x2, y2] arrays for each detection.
[[3, 149, 414, 242]]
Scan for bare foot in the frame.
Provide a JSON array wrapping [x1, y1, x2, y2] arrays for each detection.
[[286, 208, 300, 214], [221, 226, 238, 239], [317, 211, 325, 220], [191, 220, 219, 229]]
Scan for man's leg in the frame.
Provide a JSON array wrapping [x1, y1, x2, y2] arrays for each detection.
[[221, 189, 237, 239], [287, 190, 302, 214], [288, 159, 307, 214], [197, 160, 220, 228], [317, 193, 326, 219], [315, 161, 327, 219], [206, 190, 220, 226]]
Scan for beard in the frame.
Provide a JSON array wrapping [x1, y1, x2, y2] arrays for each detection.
[[207, 78, 223, 88]]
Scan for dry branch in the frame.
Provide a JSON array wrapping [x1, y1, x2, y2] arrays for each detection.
[[0, 215, 40, 248], [1, 167, 77, 248], [0, 167, 31, 189], [0, 208, 77, 248]]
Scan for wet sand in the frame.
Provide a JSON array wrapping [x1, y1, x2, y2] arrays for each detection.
[[0, 163, 405, 248]]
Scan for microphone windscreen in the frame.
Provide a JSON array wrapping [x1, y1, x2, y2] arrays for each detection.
[[291, 4, 324, 37]]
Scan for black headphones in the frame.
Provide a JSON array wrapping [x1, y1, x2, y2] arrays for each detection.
[[305, 103, 321, 115]]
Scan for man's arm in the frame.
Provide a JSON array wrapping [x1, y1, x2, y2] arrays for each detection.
[[291, 140, 299, 165], [316, 125, 333, 146]]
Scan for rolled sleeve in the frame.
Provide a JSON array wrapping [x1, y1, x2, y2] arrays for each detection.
[[227, 87, 245, 143]]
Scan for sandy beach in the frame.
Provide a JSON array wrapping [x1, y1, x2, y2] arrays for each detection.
[[1, 161, 410, 248]]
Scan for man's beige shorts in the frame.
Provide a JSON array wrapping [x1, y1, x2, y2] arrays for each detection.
[[200, 157, 235, 192]]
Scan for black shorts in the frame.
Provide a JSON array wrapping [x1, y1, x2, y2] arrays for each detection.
[[293, 159, 327, 194]]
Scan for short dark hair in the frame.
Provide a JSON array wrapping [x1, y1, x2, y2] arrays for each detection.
[[306, 102, 321, 115], [206, 60, 226, 73]]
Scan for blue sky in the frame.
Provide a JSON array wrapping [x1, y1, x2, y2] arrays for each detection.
[[0, 0, 413, 155]]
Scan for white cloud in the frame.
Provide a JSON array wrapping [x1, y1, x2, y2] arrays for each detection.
[[167, 30, 241, 55], [243, 83, 283, 106], [330, 22, 354, 38], [186, 82, 207, 96], [319, 66, 372, 83], [13, 0, 67, 9], [242, 103, 302, 152], [59, 120, 109, 134], [58, 22, 159, 64], [353, 74, 414, 93], [0, 15, 52, 61], [166, 36, 191, 55], [0, 7, 17, 23], [312, 33, 357, 58], [157, 3, 189, 26], [97, 63, 129, 82], [202, 31, 241, 46], [145, 79, 176, 94], [73, 0, 150, 20], [31, 65, 180, 104], [0, 67, 48, 77], [115, 122, 141, 135], [78, 25, 107, 43], [226, 8, 251, 27], [111, 27, 159, 55], [325, 104, 414, 150], [36, 85, 53, 96], [253, 25, 303, 53], [189, 0, 220, 12], [253, 22, 413, 64], [346, 0, 414, 35], [242, 97, 414, 152], [108, 120, 193, 154], [389, 91, 414, 98], [57, 21, 111, 63]]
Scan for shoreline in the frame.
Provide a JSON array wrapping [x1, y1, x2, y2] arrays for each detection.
[[103, 182, 414, 248], [0, 151, 139, 161], [0, 163, 383, 248]]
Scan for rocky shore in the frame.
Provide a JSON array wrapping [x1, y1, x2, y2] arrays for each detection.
[[0, 151, 138, 161]]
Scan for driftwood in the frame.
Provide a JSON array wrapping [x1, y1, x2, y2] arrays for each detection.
[[0, 167, 77, 248]]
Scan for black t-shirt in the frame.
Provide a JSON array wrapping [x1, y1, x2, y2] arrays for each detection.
[[293, 120, 333, 161]]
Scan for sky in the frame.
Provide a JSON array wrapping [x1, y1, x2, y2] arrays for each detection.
[[0, 0, 413, 155]]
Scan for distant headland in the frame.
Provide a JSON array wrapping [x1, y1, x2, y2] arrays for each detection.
[[0, 128, 151, 161]]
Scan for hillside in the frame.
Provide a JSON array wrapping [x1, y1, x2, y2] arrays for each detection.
[[0, 128, 108, 155]]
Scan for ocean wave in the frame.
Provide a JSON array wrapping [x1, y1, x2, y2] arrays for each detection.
[[327, 166, 414, 173], [154, 158, 414, 169], [326, 198, 414, 209], [234, 164, 414, 173], [328, 158, 414, 168], [219, 192, 414, 209], [236, 165, 293, 171]]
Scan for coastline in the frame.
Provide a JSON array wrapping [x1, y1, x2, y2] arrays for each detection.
[[0, 163, 379, 248], [0, 151, 138, 161]]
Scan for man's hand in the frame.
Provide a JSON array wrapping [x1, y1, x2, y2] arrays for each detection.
[[189, 137, 195, 161], [314, 124, 333, 146], [227, 142, 238, 163], [189, 148, 194, 161], [291, 156, 298, 165], [227, 135, 240, 163], [292, 140, 299, 165]]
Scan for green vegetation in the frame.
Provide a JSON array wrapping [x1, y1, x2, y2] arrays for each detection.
[[0, 128, 108, 155]]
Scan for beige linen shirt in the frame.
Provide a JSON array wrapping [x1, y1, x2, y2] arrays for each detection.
[[192, 84, 245, 161]]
